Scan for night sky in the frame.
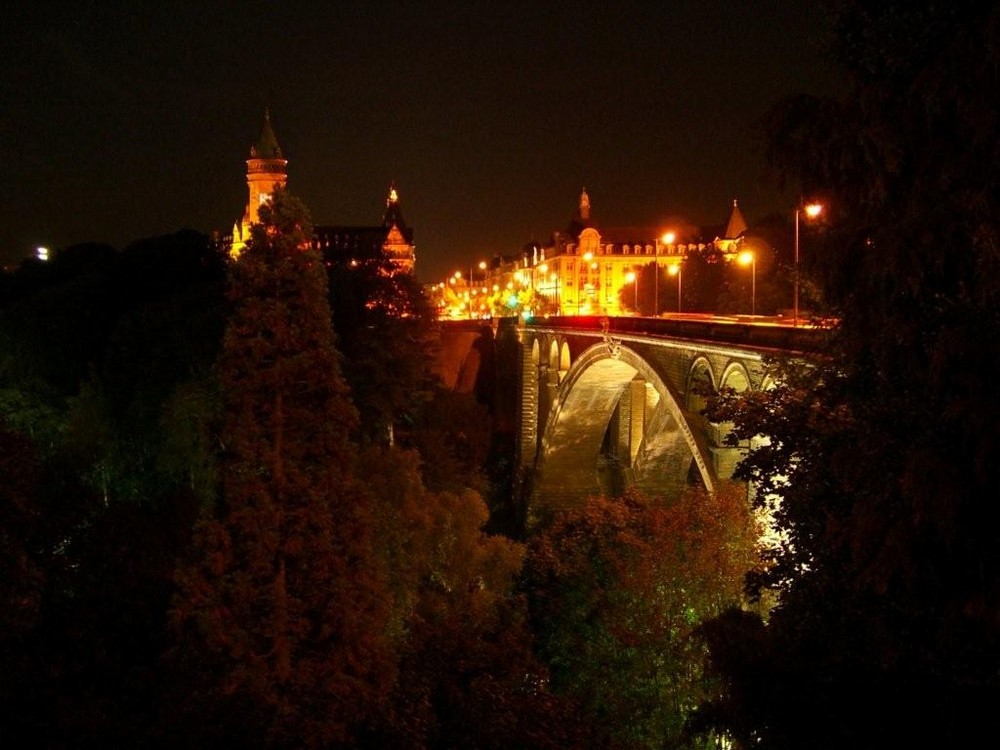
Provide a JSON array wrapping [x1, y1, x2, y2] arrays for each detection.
[[3, 1, 841, 282]]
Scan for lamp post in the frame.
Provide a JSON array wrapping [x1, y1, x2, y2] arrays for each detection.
[[470, 259, 487, 288], [652, 231, 675, 317], [668, 262, 682, 313], [738, 250, 756, 315], [625, 270, 638, 313], [794, 203, 823, 327]]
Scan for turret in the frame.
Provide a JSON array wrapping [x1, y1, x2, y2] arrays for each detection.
[[244, 108, 288, 229]]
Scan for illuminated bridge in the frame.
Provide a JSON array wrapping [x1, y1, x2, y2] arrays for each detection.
[[436, 316, 829, 523]]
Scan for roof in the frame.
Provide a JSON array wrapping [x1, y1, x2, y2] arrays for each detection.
[[250, 109, 283, 159], [723, 199, 748, 239], [382, 184, 408, 230]]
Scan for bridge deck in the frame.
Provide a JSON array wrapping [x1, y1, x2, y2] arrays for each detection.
[[523, 314, 833, 354]]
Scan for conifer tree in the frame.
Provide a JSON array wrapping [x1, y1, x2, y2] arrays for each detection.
[[170, 189, 392, 748]]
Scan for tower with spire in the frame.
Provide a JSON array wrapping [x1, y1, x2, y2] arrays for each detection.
[[381, 184, 415, 273], [311, 183, 416, 275], [714, 199, 748, 255], [231, 109, 288, 257]]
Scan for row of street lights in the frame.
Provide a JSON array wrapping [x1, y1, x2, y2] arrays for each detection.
[[442, 200, 822, 321]]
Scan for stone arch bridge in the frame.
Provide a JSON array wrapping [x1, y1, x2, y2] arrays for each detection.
[[436, 316, 827, 521]]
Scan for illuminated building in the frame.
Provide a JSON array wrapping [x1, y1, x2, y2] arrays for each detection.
[[527, 189, 709, 317], [229, 111, 415, 273], [433, 191, 747, 319], [312, 184, 415, 274], [230, 109, 287, 258]]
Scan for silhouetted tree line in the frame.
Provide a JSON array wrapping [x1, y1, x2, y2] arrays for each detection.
[[2, 4, 995, 746], [693, 4, 1000, 748], [0, 191, 760, 749]]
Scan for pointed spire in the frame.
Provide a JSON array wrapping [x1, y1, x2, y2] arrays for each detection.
[[250, 108, 283, 159], [579, 188, 591, 221], [382, 182, 406, 229], [724, 198, 748, 239]]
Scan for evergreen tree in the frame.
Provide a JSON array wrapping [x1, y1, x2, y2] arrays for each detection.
[[170, 189, 393, 748]]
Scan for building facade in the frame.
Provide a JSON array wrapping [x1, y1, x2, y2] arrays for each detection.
[[312, 185, 415, 274], [435, 189, 748, 319], [229, 111, 415, 273]]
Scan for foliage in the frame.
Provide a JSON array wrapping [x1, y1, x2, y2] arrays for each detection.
[[325, 252, 439, 444], [169, 189, 394, 748], [0, 230, 227, 503], [697, 4, 1000, 747], [360, 444, 588, 748], [524, 486, 761, 749], [406, 386, 492, 495], [0, 416, 193, 746]]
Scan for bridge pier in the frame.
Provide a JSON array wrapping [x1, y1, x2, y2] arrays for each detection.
[[511, 318, 801, 523], [432, 317, 820, 529]]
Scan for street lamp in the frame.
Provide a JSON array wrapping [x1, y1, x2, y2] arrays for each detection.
[[794, 202, 823, 327], [738, 250, 756, 315], [668, 262, 682, 313], [625, 270, 638, 313], [470, 260, 487, 287], [652, 231, 676, 317]]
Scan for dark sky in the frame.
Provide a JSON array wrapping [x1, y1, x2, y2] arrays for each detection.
[[2, 1, 841, 282]]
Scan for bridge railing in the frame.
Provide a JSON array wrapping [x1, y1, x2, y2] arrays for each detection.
[[521, 314, 834, 354]]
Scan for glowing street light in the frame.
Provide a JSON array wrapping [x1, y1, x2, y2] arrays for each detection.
[[668, 262, 682, 312], [652, 231, 676, 316], [794, 202, 823, 327], [625, 270, 638, 313], [738, 250, 756, 315]]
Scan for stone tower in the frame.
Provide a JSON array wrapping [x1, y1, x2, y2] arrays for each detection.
[[231, 109, 288, 256]]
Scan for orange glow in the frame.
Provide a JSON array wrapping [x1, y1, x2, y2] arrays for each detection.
[[738, 251, 754, 266], [668, 263, 680, 276], [662, 231, 676, 245], [804, 202, 823, 218]]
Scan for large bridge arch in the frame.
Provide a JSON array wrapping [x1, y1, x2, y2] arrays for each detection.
[[532, 342, 715, 518]]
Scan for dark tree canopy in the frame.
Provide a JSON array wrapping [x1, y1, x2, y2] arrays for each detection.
[[697, 4, 1000, 748], [170, 189, 394, 747]]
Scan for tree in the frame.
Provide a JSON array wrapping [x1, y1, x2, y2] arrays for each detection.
[[697, 4, 1000, 747], [524, 485, 761, 749], [169, 189, 393, 748], [360, 445, 588, 749], [325, 251, 438, 445]]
